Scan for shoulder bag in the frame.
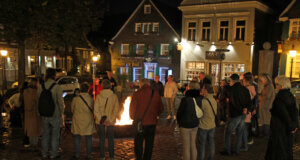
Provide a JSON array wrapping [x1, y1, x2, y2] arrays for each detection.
[[205, 98, 220, 127], [193, 98, 203, 118]]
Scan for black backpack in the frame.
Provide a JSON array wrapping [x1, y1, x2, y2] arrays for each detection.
[[38, 83, 56, 117]]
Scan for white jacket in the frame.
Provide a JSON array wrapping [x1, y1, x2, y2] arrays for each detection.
[[164, 81, 178, 98]]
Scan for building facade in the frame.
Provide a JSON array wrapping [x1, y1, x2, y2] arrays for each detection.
[[279, 0, 300, 79], [109, 0, 180, 84], [179, 0, 273, 85]]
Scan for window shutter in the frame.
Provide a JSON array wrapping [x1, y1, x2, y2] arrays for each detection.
[[116, 67, 120, 75], [142, 68, 145, 78], [118, 45, 121, 56], [156, 44, 161, 58], [129, 66, 133, 82], [129, 45, 132, 57], [132, 44, 136, 56], [156, 67, 159, 76], [159, 24, 161, 34], [144, 44, 148, 58], [169, 44, 173, 58]]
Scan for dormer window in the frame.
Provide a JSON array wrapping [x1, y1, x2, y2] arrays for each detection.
[[144, 5, 151, 14]]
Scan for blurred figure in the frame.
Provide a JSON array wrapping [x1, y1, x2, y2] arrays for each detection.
[[198, 83, 217, 160], [265, 76, 298, 160], [258, 73, 275, 137], [130, 79, 163, 160], [106, 71, 117, 91], [94, 79, 122, 160], [23, 78, 41, 150], [177, 81, 201, 160], [216, 79, 229, 124], [199, 72, 211, 92], [71, 83, 95, 159], [151, 75, 164, 97], [88, 78, 103, 97], [164, 75, 178, 120], [221, 74, 251, 155]]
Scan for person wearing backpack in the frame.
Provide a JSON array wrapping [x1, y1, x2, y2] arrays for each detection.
[[38, 68, 64, 159]]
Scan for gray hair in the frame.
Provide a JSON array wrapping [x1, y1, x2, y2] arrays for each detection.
[[102, 79, 111, 89], [189, 81, 200, 90], [275, 76, 291, 89], [139, 78, 150, 87]]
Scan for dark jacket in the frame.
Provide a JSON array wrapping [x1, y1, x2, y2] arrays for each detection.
[[228, 82, 251, 118], [177, 90, 201, 128], [216, 85, 230, 102], [130, 85, 163, 125], [151, 81, 164, 97], [266, 89, 299, 160], [199, 77, 211, 91]]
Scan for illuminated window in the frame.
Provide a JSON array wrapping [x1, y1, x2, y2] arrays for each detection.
[[121, 44, 129, 55], [161, 44, 169, 56], [144, 5, 151, 14], [201, 21, 211, 41], [142, 23, 152, 33], [133, 67, 142, 81], [187, 22, 196, 41], [136, 44, 145, 55], [153, 23, 159, 32], [186, 62, 205, 70], [135, 23, 142, 32], [236, 64, 245, 72], [290, 19, 300, 38], [224, 64, 234, 72], [120, 67, 128, 75]]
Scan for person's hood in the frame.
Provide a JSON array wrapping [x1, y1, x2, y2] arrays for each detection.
[[185, 89, 200, 98], [98, 89, 114, 99]]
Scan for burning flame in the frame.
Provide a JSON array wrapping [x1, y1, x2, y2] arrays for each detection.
[[115, 96, 133, 125]]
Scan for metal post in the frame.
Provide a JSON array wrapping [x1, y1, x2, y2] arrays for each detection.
[[2, 57, 7, 95], [290, 58, 293, 81], [92, 62, 96, 101]]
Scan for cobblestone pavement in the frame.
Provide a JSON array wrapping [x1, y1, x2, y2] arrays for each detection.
[[1, 96, 300, 160]]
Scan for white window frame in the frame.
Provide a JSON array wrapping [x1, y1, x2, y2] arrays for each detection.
[[121, 44, 129, 55], [144, 5, 151, 14], [289, 18, 300, 38], [135, 23, 142, 32], [142, 23, 152, 34], [159, 67, 169, 83], [136, 44, 145, 55], [153, 22, 159, 32], [133, 67, 142, 81], [187, 21, 197, 41], [200, 20, 211, 41], [120, 67, 129, 75], [234, 18, 247, 41], [218, 19, 229, 41], [160, 44, 169, 56]]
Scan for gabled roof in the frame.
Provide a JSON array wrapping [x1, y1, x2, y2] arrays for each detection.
[[111, 0, 180, 41], [279, 0, 300, 20]]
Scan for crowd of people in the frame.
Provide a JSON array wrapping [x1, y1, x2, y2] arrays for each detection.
[[0, 68, 299, 160]]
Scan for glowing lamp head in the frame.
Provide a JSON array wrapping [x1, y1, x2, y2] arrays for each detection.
[[289, 50, 297, 58], [92, 56, 98, 62], [0, 50, 8, 57], [174, 38, 179, 43]]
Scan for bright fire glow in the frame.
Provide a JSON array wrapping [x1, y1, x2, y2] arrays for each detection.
[[115, 96, 133, 125]]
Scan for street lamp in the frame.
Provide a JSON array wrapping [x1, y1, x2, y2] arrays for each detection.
[[289, 48, 297, 81], [92, 55, 99, 100], [1, 50, 8, 94]]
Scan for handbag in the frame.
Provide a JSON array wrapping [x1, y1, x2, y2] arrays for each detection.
[[193, 98, 203, 118], [99, 98, 109, 125], [205, 98, 220, 128], [133, 89, 154, 134]]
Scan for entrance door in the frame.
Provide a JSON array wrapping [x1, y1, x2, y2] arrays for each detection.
[[144, 63, 157, 80], [209, 63, 219, 85]]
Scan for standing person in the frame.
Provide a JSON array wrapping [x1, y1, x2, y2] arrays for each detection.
[[216, 79, 229, 124], [258, 73, 275, 137], [88, 78, 103, 97], [94, 79, 122, 160], [198, 83, 217, 160], [71, 83, 95, 159], [199, 72, 211, 92], [23, 78, 42, 150], [38, 68, 64, 159], [106, 71, 117, 92], [130, 79, 163, 160], [151, 75, 164, 97], [265, 76, 298, 160], [241, 76, 256, 150], [220, 74, 251, 155], [176, 81, 201, 160], [164, 75, 178, 120]]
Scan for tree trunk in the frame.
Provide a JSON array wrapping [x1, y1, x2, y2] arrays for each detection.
[[18, 40, 25, 87]]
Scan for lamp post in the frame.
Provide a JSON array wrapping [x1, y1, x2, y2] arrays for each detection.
[[1, 50, 8, 95], [289, 49, 297, 81], [92, 55, 99, 101]]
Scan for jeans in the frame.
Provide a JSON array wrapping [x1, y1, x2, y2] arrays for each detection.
[[41, 116, 62, 158], [180, 127, 198, 160], [29, 136, 39, 147], [197, 128, 215, 160], [73, 134, 92, 158], [224, 115, 245, 154], [134, 125, 156, 160], [263, 125, 270, 137], [241, 123, 248, 150], [99, 125, 114, 158], [165, 98, 175, 116]]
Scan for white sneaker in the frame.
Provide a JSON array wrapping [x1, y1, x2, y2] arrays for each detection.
[[248, 139, 254, 145], [166, 115, 171, 119]]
